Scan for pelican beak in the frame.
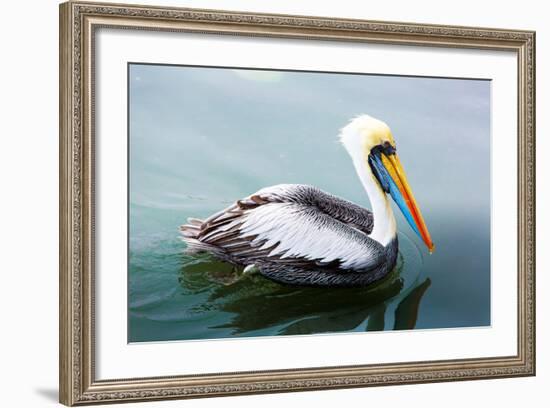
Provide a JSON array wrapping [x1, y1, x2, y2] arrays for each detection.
[[379, 153, 434, 252]]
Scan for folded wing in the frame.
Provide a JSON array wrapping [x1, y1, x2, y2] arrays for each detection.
[[180, 184, 384, 272]]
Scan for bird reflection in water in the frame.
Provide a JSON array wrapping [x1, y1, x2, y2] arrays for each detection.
[[178, 252, 431, 336]]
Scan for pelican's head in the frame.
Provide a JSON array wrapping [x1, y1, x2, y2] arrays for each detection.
[[340, 115, 434, 252]]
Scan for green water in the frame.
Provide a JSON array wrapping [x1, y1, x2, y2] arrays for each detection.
[[128, 64, 491, 342]]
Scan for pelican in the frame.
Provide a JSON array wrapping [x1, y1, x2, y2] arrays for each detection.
[[180, 115, 434, 287]]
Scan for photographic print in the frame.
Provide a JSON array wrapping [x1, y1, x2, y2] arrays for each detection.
[[128, 63, 491, 343], [60, 4, 535, 403]]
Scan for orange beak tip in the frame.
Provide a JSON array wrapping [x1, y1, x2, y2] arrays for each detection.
[[428, 243, 435, 254]]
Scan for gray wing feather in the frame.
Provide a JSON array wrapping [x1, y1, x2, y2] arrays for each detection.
[[255, 184, 374, 235]]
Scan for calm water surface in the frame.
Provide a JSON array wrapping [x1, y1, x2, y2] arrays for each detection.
[[128, 64, 491, 342]]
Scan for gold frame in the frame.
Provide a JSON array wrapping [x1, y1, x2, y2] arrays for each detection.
[[59, 1, 536, 405]]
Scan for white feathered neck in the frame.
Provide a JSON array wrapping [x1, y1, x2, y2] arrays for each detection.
[[339, 115, 397, 247]]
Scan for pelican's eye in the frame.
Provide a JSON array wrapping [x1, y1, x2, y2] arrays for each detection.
[[382, 141, 396, 156]]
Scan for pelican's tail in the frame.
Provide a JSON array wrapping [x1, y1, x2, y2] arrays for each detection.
[[180, 217, 203, 237], [180, 216, 242, 266], [180, 217, 207, 253]]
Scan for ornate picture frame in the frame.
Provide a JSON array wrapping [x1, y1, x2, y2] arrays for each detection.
[[59, 1, 535, 405]]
